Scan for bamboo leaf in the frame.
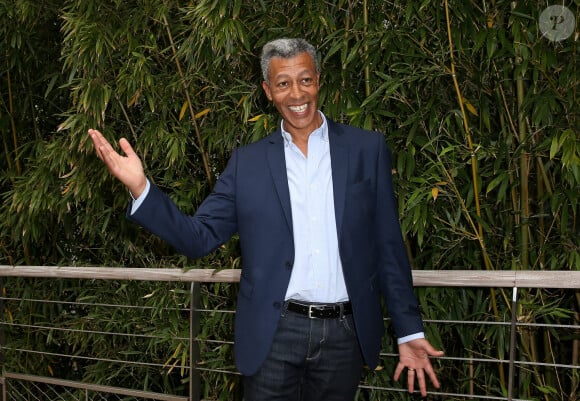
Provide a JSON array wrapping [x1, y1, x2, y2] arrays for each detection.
[[195, 108, 211, 119], [179, 101, 189, 121], [248, 114, 264, 122], [431, 187, 439, 201]]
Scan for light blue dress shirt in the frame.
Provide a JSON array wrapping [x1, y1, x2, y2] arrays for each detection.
[[281, 113, 348, 303]]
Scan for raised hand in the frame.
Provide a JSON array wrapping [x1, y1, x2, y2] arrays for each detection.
[[88, 129, 147, 198], [394, 338, 444, 397]]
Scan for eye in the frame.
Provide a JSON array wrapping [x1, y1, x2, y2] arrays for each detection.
[[277, 81, 289, 88], [302, 77, 314, 85]]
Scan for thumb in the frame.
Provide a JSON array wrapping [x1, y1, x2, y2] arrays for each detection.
[[425, 342, 445, 357], [118, 138, 137, 158]]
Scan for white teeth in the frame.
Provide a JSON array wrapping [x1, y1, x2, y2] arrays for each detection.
[[289, 104, 308, 113]]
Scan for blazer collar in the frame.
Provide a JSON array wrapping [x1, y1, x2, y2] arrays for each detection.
[[265, 117, 349, 236], [266, 131, 293, 232]]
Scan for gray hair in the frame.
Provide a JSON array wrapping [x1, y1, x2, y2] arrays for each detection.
[[260, 38, 319, 83]]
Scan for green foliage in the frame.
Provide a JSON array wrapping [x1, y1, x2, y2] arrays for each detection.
[[1, 0, 578, 400]]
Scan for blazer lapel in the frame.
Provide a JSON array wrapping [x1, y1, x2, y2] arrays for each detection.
[[328, 120, 348, 239], [266, 130, 294, 233], [265, 121, 348, 237]]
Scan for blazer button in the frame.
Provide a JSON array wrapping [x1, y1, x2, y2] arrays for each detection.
[[285, 262, 293, 270], [273, 302, 281, 309]]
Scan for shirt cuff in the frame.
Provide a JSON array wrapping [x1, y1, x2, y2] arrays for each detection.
[[397, 332, 425, 345], [129, 179, 151, 215]]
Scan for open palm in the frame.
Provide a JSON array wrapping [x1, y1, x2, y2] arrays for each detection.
[[88, 129, 147, 198], [394, 338, 444, 397]]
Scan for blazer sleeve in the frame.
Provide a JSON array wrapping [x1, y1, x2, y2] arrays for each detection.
[[375, 137, 424, 338], [127, 150, 240, 259]]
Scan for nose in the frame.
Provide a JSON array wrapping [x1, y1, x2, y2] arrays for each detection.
[[289, 81, 303, 99]]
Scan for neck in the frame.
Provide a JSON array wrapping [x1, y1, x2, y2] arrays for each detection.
[[286, 113, 323, 157]]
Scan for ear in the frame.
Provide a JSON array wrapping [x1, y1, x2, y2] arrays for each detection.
[[262, 81, 272, 101]]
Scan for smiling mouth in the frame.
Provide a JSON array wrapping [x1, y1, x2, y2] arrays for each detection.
[[288, 104, 308, 113]]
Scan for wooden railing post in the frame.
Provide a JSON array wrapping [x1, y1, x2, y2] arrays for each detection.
[[507, 286, 518, 401], [190, 282, 201, 401], [0, 277, 4, 401]]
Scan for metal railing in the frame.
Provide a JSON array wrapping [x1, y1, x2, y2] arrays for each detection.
[[0, 265, 578, 401]]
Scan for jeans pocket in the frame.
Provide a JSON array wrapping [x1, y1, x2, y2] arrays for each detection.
[[340, 315, 358, 338]]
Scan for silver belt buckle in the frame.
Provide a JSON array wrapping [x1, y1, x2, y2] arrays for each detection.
[[308, 305, 321, 319]]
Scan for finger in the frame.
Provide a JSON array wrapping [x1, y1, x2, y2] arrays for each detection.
[[393, 363, 404, 381], [88, 129, 116, 159], [417, 368, 427, 397], [100, 144, 118, 166], [88, 129, 107, 148], [88, 129, 105, 158], [407, 368, 415, 394], [425, 364, 441, 389], [93, 138, 123, 174]]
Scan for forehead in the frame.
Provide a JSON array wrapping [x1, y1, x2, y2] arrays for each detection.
[[268, 52, 317, 79]]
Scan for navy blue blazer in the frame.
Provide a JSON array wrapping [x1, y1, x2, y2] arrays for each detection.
[[129, 119, 424, 376]]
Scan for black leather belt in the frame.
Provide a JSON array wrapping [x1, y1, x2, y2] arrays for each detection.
[[286, 301, 352, 319]]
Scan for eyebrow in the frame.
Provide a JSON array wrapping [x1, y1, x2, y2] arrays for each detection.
[[272, 70, 315, 81]]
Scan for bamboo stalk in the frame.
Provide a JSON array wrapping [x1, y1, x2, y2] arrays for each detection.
[[5, 59, 31, 264], [362, 0, 371, 102], [5, 62, 20, 176], [516, 73, 529, 272], [161, 14, 213, 187], [444, 0, 507, 391], [443, 0, 491, 270]]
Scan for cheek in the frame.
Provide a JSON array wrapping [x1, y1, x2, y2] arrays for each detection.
[[270, 94, 285, 106]]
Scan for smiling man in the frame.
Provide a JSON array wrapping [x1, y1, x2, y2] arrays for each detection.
[[88, 38, 443, 401]]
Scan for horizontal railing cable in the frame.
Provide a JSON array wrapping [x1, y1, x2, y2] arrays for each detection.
[[0, 321, 189, 342], [3, 347, 190, 371], [423, 318, 578, 330], [0, 296, 189, 312]]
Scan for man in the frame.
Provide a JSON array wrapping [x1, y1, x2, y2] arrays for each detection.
[[89, 38, 443, 401]]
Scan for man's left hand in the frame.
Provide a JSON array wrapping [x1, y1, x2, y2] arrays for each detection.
[[394, 338, 444, 397]]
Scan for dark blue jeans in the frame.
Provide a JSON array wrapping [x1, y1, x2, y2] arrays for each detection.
[[243, 305, 364, 401]]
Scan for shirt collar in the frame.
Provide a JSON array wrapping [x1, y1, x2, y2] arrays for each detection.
[[281, 111, 328, 146]]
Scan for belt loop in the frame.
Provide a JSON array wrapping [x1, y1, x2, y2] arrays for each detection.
[[339, 302, 345, 320]]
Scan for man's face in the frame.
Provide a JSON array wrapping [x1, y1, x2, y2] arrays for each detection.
[[262, 52, 321, 137]]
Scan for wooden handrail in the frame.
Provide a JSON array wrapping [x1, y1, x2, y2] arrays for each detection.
[[0, 266, 578, 288]]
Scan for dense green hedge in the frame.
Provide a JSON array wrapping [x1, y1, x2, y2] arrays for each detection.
[[1, 1, 578, 399]]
